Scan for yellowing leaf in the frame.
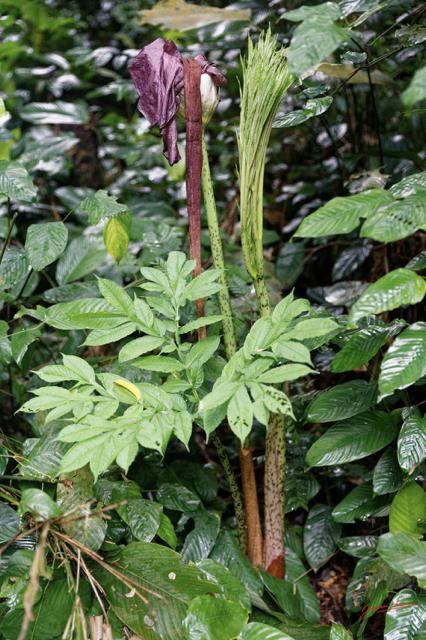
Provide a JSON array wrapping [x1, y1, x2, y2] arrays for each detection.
[[103, 212, 130, 263], [138, 0, 250, 31], [114, 379, 142, 401]]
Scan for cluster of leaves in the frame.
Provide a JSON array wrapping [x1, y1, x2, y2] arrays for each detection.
[[0, 0, 425, 639]]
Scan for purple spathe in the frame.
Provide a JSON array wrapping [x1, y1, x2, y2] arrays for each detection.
[[128, 37, 226, 165]]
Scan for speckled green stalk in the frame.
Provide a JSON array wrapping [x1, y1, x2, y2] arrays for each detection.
[[201, 135, 237, 358]]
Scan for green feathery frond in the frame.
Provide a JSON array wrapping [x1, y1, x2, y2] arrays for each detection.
[[238, 30, 293, 287]]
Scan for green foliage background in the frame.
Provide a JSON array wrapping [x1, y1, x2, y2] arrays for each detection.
[[0, 0, 425, 639]]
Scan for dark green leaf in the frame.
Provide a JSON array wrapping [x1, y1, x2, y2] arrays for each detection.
[[379, 323, 426, 397], [183, 596, 248, 640], [306, 381, 377, 423], [306, 411, 400, 467], [303, 504, 341, 570], [398, 409, 426, 471], [389, 482, 426, 535]]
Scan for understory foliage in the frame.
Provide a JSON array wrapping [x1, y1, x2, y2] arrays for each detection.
[[0, 1, 425, 639]]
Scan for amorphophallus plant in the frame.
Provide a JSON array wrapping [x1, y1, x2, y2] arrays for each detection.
[[129, 38, 262, 565]]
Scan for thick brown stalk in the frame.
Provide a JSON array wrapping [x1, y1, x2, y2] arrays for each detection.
[[240, 447, 263, 565], [184, 58, 205, 336]]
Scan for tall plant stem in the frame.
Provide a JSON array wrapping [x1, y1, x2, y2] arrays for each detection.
[[202, 134, 262, 562], [254, 275, 286, 578]]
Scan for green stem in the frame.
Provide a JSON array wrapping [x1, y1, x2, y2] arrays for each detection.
[[202, 134, 264, 560], [201, 135, 237, 357]]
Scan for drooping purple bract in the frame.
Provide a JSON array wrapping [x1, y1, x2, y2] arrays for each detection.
[[128, 37, 225, 165]]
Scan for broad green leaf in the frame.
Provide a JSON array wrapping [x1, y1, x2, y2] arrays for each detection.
[[285, 548, 320, 623], [25, 222, 68, 271], [283, 3, 347, 77], [390, 172, 426, 198], [389, 482, 426, 536], [119, 336, 164, 362], [331, 323, 403, 373], [306, 381, 377, 423], [398, 409, 426, 471], [79, 189, 128, 224], [373, 448, 404, 495], [338, 536, 377, 559], [198, 560, 251, 614], [57, 467, 106, 551], [294, 190, 393, 238], [303, 504, 341, 570], [330, 624, 353, 640], [184, 595, 248, 640], [19, 488, 62, 521], [93, 542, 220, 640], [117, 497, 162, 542], [377, 532, 426, 581], [56, 237, 106, 284], [379, 323, 426, 397], [0, 577, 75, 640], [210, 530, 263, 597], [227, 385, 253, 442], [238, 622, 296, 639], [182, 512, 220, 563], [0, 160, 37, 202], [306, 411, 400, 467], [19, 432, 69, 481], [258, 363, 313, 384], [332, 482, 391, 523], [157, 483, 201, 514], [384, 590, 426, 640], [0, 502, 20, 543], [20, 100, 89, 125], [11, 324, 41, 365], [402, 65, 426, 108], [103, 212, 131, 263], [350, 269, 426, 321], [274, 96, 333, 128], [360, 192, 426, 242]]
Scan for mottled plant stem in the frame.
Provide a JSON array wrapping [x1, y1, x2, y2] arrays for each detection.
[[202, 135, 263, 561], [255, 275, 286, 579], [183, 65, 243, 546]]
